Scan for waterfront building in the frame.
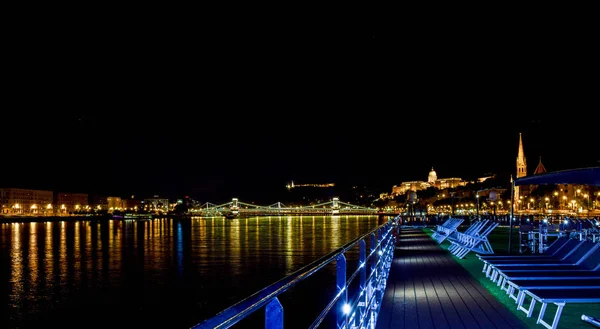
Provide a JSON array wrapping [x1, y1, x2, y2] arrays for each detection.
[[122, 196, 142, 211], [0, 188, 54, 215], [143, 195, 170, 212], [55, 192, 89, 214], [90, 194, 108, 211], [107, 196, 123, 211]]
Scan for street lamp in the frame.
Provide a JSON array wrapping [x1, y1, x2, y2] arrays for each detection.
[[530, 198, 535, 210], [476, 193, 480, 219]]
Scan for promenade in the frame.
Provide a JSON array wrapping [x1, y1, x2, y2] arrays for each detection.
[[376, 228, 527, 329]]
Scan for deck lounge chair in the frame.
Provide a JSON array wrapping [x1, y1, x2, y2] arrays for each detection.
[[490, 242, 600, 287], [478, 236, 569, 261], [487, 241, 598, 281], [447, 220, 498, 259], [480, 238, 581, 276], [431, 217, 463, 243], [497, 263, 600, 290], [504, 278, 600, 303], [516, 288, 600, 329]]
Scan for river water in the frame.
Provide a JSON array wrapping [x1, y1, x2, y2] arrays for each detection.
[[0, 215, 385, 328]]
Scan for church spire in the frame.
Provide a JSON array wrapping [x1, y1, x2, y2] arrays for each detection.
[[516, 133, 527, 178]]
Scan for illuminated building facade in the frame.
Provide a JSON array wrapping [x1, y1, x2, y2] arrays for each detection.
[[428, 167, 437, 183], [392, 181, 431, 195], [433, 178, 466, 189], [392, 167, 467, 196], [107, 196, 122, 211], [286, 181, 335, 189], [0, 188, 54, 215], [122, 197, 142, 211], [90, 195, 108, 211], [55, 192, 89, 214], [144, 195, 170, 212]]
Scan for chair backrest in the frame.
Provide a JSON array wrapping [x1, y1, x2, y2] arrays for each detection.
[[464, 220, 488, 235], [565, 241, 598, 264], [553, 239, 585, 259], [543, 237, 569, 255], [477, 221, 498, 238], [579, 243, 600, 269]]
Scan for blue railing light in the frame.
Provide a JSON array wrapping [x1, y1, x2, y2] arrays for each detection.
[[342, 303, 351, 315], [378, 250, 383, 256]]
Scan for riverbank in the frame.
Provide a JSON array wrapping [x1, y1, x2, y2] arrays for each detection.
[[0, 215, 110, 223]]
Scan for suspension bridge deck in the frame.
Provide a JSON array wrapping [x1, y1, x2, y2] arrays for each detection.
[[376, 228, 527, 329], [191, 198, 381, 216]]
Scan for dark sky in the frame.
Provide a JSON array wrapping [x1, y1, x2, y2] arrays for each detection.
[[3, 14, 598, 203]]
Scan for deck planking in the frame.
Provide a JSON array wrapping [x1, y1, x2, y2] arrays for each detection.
[[375, 228, 527, 329]]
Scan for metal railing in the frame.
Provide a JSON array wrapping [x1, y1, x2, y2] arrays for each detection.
[[192, 216, 399, 329]]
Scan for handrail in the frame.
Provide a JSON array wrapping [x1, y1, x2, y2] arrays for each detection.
[[581, 314, 600, 327], [191, 216, 399, 329]]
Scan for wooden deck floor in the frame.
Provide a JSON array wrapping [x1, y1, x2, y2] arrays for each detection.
[[375, 228, 528, 329]]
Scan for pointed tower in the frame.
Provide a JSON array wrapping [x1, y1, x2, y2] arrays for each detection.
[[514, 133, 527, 210], [533, 156, 547, 175], [516, 133, 527, 178]]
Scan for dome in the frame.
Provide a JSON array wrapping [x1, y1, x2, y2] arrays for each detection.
[[428, 167, 437, 183]]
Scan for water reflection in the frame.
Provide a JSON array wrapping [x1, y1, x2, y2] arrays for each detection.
[[0, 215, 379, 329]]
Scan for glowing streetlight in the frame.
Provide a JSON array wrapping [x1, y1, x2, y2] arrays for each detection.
[[476, 193, 480, 219]]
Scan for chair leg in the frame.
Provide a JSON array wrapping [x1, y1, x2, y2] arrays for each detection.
[[537, 302, 565, 329], [517, 292, 537, 318]]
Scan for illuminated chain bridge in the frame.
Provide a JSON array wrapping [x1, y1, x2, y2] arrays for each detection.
[[189, 197, 378, 217]]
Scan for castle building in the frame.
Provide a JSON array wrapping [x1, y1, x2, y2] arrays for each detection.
[[428, 167, 437, 183], [391, 167, 467, 195]]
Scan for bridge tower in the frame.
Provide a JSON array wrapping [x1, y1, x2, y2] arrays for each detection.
[[231, 198, 240, 215], [332, 197, 340, 215]]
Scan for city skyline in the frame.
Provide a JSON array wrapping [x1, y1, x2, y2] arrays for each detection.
[[2, 114, 597, 203]]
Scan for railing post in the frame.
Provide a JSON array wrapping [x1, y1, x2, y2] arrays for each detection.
[[358, 239, 367, 327], [336, 254, 347, 329], [265, 297, 283, 329], [369, 232, 376, 274], [368, 232, 377, 323], [376, 228, 384, 303]]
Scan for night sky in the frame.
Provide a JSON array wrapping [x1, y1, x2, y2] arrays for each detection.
[[3, 20, 598, 203]]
